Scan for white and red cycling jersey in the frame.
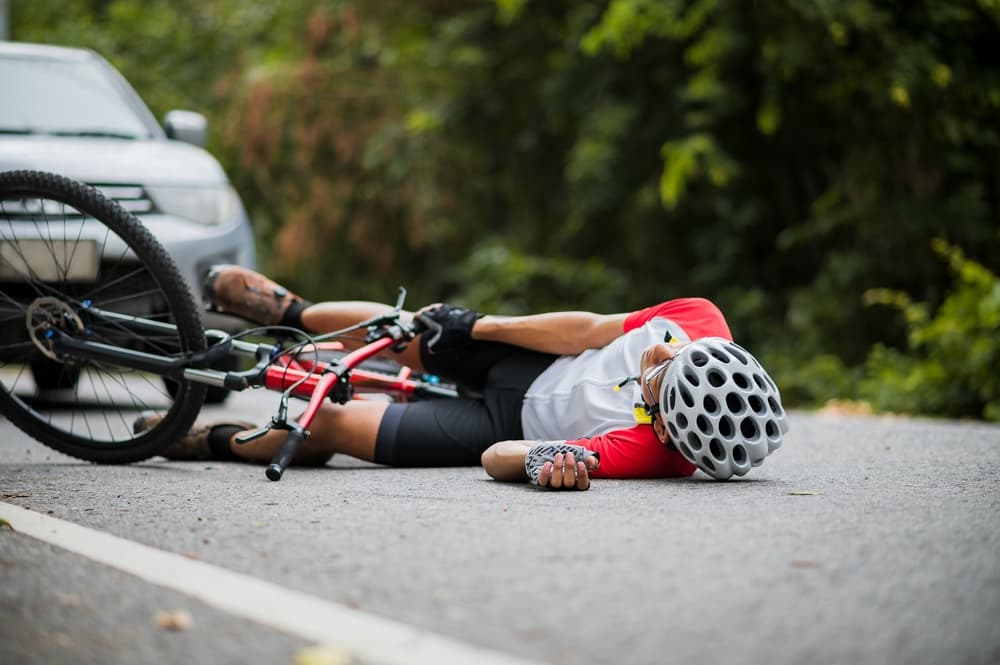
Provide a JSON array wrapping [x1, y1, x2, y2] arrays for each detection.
[[520, 297, 732, 478]]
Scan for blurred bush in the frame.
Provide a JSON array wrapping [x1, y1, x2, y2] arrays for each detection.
[[861, 240, 1000, 420]]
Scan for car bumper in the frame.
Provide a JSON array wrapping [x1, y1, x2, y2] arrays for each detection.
[[133, 213, 257, 331]]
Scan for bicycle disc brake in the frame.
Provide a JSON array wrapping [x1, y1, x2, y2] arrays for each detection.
[[26, 296, 85, 361]]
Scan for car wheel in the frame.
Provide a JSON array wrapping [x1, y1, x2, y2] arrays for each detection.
[[31, 358, 81, 391]]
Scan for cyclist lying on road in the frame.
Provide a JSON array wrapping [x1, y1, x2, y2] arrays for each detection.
[[135, 266, 789, 490]]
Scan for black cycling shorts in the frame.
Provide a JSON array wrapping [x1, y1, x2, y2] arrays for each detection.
[[372, 337, 557, 467]]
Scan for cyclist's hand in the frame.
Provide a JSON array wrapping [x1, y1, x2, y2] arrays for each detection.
[[536, 451, 598, 491], [416, 303, 483, 354], [524, 442, 600, 491]]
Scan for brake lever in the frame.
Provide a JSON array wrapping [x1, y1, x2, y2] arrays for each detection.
[[234, 424, 271, 445], [413, 313, 443, 352], [234, 391, 297, 444]]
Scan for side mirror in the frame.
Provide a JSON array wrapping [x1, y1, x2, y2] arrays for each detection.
[[163, 110, 208, 147]]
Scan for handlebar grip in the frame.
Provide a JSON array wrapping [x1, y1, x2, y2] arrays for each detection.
[[265, 429, 306, 481]]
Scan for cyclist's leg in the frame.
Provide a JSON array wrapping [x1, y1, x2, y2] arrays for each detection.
[[205, 266, 428, 371], [221, 400, 390, 465], [371, 346, 558, 466], [198, 346, 555, 467], [217, 396, 510, 467], [372, 399, 503, 466]]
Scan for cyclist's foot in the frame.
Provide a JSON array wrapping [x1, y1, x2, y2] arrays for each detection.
[[203, 265, 303, 326], [133, 412, 255, 461]]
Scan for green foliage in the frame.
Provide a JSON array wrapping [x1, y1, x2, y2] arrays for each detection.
[[860, 241, 1000, 420], [760, 351, 862, 409], [10, 0, 1000, 419], [450, 241, 628, 314], [659, 133, 738, 209]]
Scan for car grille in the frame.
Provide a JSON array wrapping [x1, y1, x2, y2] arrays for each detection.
[[0, 184, 156, 218], [91, 184, 156, 214]]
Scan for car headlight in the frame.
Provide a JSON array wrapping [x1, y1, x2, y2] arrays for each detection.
[[146, 185, 241, 226]]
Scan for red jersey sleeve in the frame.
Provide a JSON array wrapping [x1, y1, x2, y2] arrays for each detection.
[[624, 297, 733, 341], [568, 426, 696, 479]]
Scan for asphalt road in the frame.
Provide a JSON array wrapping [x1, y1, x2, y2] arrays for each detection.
[[1, 389, 998, 665]]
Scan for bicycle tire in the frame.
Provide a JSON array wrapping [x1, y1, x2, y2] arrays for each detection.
[[0, 170, 207, 464]]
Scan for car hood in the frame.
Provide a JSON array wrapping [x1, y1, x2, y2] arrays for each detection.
[[0, 136, 229, 185]]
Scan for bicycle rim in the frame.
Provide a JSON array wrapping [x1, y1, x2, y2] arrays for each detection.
[[0, 170, 207, 464]]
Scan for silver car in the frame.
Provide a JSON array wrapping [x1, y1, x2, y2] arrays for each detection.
[[0, 41, 257, 400], [0, 41, 256, 320]]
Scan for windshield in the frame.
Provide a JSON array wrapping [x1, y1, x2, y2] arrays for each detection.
[[0, 55, 155, 139]]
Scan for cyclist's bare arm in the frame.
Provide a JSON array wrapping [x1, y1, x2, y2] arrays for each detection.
[[481, 441, 596, 490], [300, 301, 427, 371], [471, 311, 628, 356]]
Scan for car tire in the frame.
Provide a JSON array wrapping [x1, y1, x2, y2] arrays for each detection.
[[31, 358, 81, 391]]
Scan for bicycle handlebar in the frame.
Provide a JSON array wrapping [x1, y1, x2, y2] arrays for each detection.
[[264, 287, 444, 482], [266, 428, 306, 481]]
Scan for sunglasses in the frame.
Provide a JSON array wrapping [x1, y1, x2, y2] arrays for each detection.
[[640, 357, 674, 418]]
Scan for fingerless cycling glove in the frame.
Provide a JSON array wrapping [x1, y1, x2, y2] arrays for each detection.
[[524, 442, 600, 483], [420, 303, 483, 353]]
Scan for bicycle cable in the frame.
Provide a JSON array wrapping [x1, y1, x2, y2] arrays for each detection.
[[223, 325, 323, 417]]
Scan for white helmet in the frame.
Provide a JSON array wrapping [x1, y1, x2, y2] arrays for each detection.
[[660, 337, 788, 480]]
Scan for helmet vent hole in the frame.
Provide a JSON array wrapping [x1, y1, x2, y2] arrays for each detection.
[[680, 385, 695, 408], [740, 417, 760, 441], [676, 412, 688, 429], [700, 456, 716, 472], [707, 370, 726, 388], [709, 349, 731, 363], [748, 395, 766, 414], [725, 392, 745, 415], [669, 387, 677, 410], [687, 432, 703, 451], [703, 395, 720, 414], [732, 444, 747, 465], [682, 367, 700, 387], [768, 396, 784, 416], [733, 373, 750, 390], [696, 415, 713, 435], [668, 422, 679, 440], [766, 420, 780, 440], [691, 351, 709, 367], [753, 374, 767, 391], [708, 439, 725, 461], [679, 440, 695, 461], [718, 416, 735, 439], [728, 345, 748, 364]]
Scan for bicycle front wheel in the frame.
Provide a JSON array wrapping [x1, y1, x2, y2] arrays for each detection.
[[0, 170, 207, 464]]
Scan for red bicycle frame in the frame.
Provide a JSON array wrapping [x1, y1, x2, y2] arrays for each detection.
[[228, 309, 450, 481], [263, 339, 422, 427]]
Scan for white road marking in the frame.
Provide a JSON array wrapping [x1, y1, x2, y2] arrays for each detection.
[[0, 502, 546, 665]]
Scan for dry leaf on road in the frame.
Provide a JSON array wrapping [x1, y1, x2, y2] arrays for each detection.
[[155, 609, 193, 631]]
